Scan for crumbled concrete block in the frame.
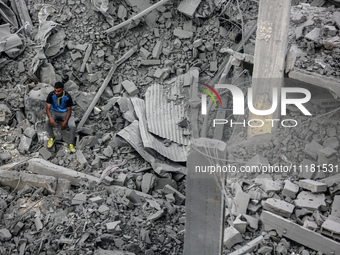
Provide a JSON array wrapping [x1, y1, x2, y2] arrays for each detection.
[[258, 246, 273, 254], [89, 196, 104, 205], [35, 217, 43, 231], [223, 226, 243, 249], [163, 184, 185, 205], [147, 209, 165, 221], [126, 190, 142, 204], [262, 198, 295, 218], [11, 222, 24, 236], [193, 39, 203, 48], [210, 61, 218, 72], [242, 214, 258, 230], [291, 12, 306, 24], [304, 141, 323, 160], [154, 177, 177, 190], [173, 28, 193, 38], [0, 228, 12, 241], [71, 51, 82, 61], [18, 61, 25, 73], [0, 170, 57, 194], [140, 47, 151, 58], [56, 178, 71, 196], [331, 195, 340, 218], [205, 41, 214, 51], [177, 0, 201, 18], [255, 176, 282, 193], [282, 180, 299, 199], [141, 60, 161, 65], [72, 193, 87, 205], [305, 28, 321, 42], [18, 135, 32, 153], [153, 68, 164, 78], [23, 126, 36, 138], [141, 173, 156, 194], [165, 193, 175, 203], [0, 152, 12, 162], [106, 221, 121, 233], [152, 41, 162, 59], [320, 215, 340, 240], [121, 80, 138, 96], [299, 179, 327, 193], [323, 25, 337, 36], [233, 218, 247, 234], [318, 147, 337, 158], [303, 219, 318, 231], [334, 12, 340, 29], [294, 191, 326, 211], [233, 188, 250, 215], [154, 28, 159, 37], [113, 173, 127, 186], [39, 147, 52, 160], [98, 204, 110, 214], [323, 137, 339, 150], [76, 150, 88, 165]]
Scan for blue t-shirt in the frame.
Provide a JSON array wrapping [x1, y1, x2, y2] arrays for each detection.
[[46, 91, 73, 112]]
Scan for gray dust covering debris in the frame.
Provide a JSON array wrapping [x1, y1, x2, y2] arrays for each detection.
[[1, 0, 340, 254]]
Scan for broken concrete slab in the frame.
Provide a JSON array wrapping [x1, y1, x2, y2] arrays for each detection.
[[173, 28, 193, 38], [241, 214, 258, 230], [27, 158, 100, 186], [177, 0, 201, 18], [282, 180, 299, 199], [261, 210, 340, 255], [0, 170, 56, 194], [121, 80, 138, 96], [294, 191, 326, 211], [304, 141, 323, 160], [56, 178, 71, 196], [262, 198, 295, 218], [321, 215, 340, 241], [72, 193, 87, 205], [228, 236, 264, 255], [163, 184, 185, 205], [0, 228, 12, 241], [299, 179, 327, 193], [223, 226, 243, 249], [141, 173, 156, 194], [331, 195, 340, 218], [39, 147, 52, 160]]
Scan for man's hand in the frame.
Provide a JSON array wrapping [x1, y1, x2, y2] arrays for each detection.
[[61, 121, 67, 130], [49, 118, 56, 127]]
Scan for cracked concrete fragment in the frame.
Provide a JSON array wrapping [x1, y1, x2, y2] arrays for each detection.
[[262, 198, 295, 218], [294, 191, 326, 211], [223, 226, 243, 249]]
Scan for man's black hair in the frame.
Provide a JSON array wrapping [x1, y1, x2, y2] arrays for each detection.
[[54, 82, 64, 89]]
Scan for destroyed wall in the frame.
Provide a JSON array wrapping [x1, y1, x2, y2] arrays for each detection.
[[0, 0, 340, 254]]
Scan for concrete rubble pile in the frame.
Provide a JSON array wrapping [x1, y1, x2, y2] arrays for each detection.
[[0, 0, 340, 254]]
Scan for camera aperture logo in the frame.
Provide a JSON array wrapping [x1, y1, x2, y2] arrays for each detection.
[[198, 82, 312, 128]]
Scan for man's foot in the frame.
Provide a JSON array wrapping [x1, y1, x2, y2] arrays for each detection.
[[47, 138, 55, 148], [69, 144, 76, 153]]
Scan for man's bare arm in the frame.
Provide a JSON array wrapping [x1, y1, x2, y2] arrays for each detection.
[[46, 103, 56, 127]]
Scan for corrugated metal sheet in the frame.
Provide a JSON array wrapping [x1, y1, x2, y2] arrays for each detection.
[[131, 98, 187, 162], [117, 121, 187, 175], [145, 74, 191, 146]]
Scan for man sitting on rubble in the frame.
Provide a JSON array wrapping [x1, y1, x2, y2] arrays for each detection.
[[46, 81, 76, 153]]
